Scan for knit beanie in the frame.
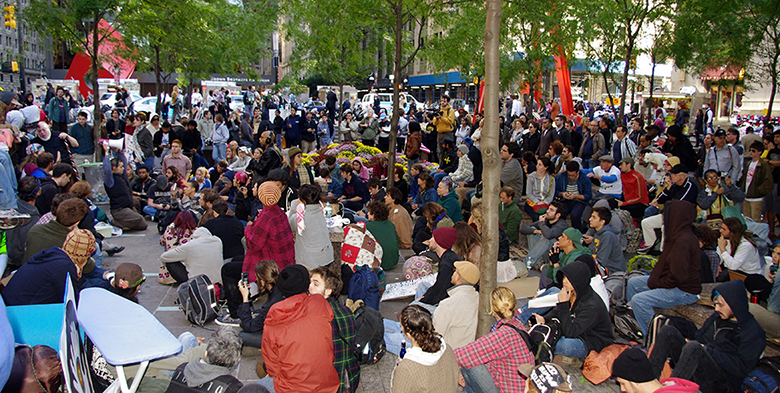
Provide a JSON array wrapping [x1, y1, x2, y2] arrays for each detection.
[[432, 227, 457, 250], [458, 145, 469, 155], [156, 175, 168, 190], [258, 181, 281, 207], [612, 347, 656, 383], [62, 229, 96, 267], [277, 264, 309, 298]]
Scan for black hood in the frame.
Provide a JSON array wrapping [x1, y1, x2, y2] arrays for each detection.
[[558, 261, 594, 301], [662, 200, 696, 240], [712, 279, 753, 326]]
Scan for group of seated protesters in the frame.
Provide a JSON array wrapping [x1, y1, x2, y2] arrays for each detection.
[[3, 101, 780, 393]]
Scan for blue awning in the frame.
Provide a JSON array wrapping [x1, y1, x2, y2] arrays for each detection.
[[408, 71, 466, 86]]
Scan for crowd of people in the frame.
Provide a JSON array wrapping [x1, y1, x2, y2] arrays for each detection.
[[2, 84, 780, 393]]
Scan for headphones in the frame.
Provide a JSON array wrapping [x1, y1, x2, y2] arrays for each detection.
[[265, 131, 274, 146]]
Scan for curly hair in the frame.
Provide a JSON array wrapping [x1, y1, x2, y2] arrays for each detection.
[[70, 180, 92, 199], [367, 200, 390, 221], [399, 305, 441, 353]]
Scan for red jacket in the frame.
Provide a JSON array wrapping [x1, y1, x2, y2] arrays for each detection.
[[620, 169, 649, 205], [262, 293, 340, 393]]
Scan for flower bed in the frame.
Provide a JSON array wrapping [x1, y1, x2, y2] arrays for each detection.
[[301, 142, 437, 176]]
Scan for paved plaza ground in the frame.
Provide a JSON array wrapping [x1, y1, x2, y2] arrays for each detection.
[[101, 221, 619, 392]]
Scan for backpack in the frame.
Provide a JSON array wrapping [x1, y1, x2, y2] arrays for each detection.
[[610, 303, 644, 343], [627, 255, 658, 272], [176, 274, 219, 326], [645, 314, 698, 350], [604, 270, 648, 306], [742, 357, 780, 393], [166, 363, 243, 393], [5, 345, 62, 393], [615, 209, 641, 253], [504, 319, 561, 365], [348, 265, 380, 310], [353, 304, 385, 365], [156, 208, 181, 235]]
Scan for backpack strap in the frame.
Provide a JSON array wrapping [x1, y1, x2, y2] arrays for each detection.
[[501, 322, 535, 354]]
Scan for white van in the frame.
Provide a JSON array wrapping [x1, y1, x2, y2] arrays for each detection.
[[360, 92, 426, 114]]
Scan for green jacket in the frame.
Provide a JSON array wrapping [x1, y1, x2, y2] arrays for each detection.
[[438, 191, 463, 223], [498, 201, 522, 243], [366, 220, 399, 270], [738, 158, 774, 199], [547, 247, 589, 281], [359, 118, 379, 141]]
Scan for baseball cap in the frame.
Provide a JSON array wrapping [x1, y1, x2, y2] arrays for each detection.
[[454, 261, 480, 284], [669, 163, 688, 174], [0, 91, 21, 106], [598, 155, 614, 163], [713, 129, 727, 137], [619, 157, 634, 166], [114, 263, 145, 289]]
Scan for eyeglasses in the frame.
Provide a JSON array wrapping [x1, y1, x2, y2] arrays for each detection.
[[750, 149, 759, 153], [706, 176, 719, 181]]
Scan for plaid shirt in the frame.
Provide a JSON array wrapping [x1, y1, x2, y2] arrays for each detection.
[[454, 317, 533, 393], [243, 205, 295, 281], [329, 298, 360, 393]]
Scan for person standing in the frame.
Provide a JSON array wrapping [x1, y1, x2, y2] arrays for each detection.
[[102, 143, 148, 231], [433, 95, 456, 160], [211, 114, 230, 163], [68, 111, 95, 165], [47, 87, 72, 133], [703, 129, 742, 182], [738, 141, 773, 222]]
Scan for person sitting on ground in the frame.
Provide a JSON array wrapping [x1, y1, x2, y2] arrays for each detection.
[[452, 222, 482, 267], [435, 178, 462, 223], [201, 199, 245, 260], [5, 176, 42, 268], [392, 305, 459, 393], [309, 266, 360, 393], [196, 188, 220, 226], [412, 227, 460, 314], [525, 156, 556, 221], [612, 347, 700, 393], [749, 243, 780, 340], [554, 160, 592, 233], [616, 157, 649, 222], [24, 197, 87, 262], [433, 138, 458, 186], [454, 287, 534, 392], [697, 169, 745, 218], [411, 172, 438, 213], [648, 279, 765, 393], [468, 201, 510, 262], [640, 163, 698, 254], [583, 206, 626, 272], [531, 261, 614, 360], [366, 200, 399, 271], [261, 264, 340, 393], [266, 168, 298, 212], [110, 263, 146, 303], [385, 187, 413, 250], [583, 155, 623, 199], [339, 163, 369, 213], [285, 147, 315, 192], [3, 229, 95, 306], [626, 200, 702, 336], [166, 328, 244, 393], [234, 260, 283, 348], [159, 226, 223, 285], [411, 202, 454, 255], [160, 211, 197, 250], [351, 158, 370, 182], [695, 223, 721, 284], [176, 180, 204, 220], [717, 217, 763, 278], [144, 175, 173, 219], [103, 143, 148, 230], [366, 177, 386, 203], [448, 144, 473, 186], [498, 186, 523, 244], [407, 164, 424, 206], [520, 201, 568, 273], [318, 167, 343, 198], [432, 261, 480, 348], [287, 184, 334, 270]]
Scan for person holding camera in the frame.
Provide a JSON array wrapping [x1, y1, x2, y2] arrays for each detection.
[[433, 95, 456, 161]]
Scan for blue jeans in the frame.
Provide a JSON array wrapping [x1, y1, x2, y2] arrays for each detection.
[[462, 364, 499, 393], [523, 202, 541, 222], [643, 205, 661, 219], [192, 153, 209, 173], [433, 172, 449, 187], [767, 275, 780, 314], [627, 275, 699, 335], [179, 332, 199, 351], [466, 188, 477, 202], [554, 337, 588, 358], [582, 159, 596, 169], [257, 377, 276, 393], [560, 200, 587, 232], [212, 142, 227, 163], [0, 149, 18, 210], [143, 205, 158, 217], [518, 287, 561, 323], [143, 156, 155, 173], [410, 281, 437, 314], [92, 242, 103, 269], [383, 319, 412, 356]]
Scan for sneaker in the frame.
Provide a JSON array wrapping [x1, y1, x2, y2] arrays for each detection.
[[215, 315, 240, 327]]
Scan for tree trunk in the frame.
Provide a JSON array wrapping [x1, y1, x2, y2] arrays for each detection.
[[619, 35, 634, 125], [768, 72, 777, 126], [155, 45, 162, 115], [91, 13, 102, 160], [478, 0, 501, 338], [387, 0, 403, 189], [603, 70, 617, 116]]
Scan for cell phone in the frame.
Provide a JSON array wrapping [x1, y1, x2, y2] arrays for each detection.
[[241, 272, 248, 286]]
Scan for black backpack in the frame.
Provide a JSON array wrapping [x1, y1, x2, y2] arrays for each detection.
[[156, 208, 181, 235], [503, 319, 561, 365], [166, 363, 243, 393], [610, 303, 644, 343], [353, 304, 385, 365], [176, 274, 219, 326]]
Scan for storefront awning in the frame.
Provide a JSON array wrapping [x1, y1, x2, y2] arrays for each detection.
[[700, 65, 743, 81]]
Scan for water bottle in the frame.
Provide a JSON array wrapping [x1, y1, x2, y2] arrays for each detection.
[[400, 342, 406, 359], [324, 201, 332, 218]]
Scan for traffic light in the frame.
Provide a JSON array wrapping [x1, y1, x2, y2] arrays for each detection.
[[11, 61, 17, 72], [3, 5, 15, 29]]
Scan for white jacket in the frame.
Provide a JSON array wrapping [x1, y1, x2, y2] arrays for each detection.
[[159, 227, 224, 284]]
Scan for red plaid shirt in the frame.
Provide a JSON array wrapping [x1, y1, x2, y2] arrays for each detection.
[[454, 318, 534, 393], [243, 204, 295, 281]]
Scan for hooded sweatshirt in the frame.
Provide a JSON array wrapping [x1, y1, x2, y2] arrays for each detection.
[[589, 224, 626, 272], [648, 200, 701, 295], [2, 247, 79, 306], [694, 280, 765, 390], [656, 378, 700, 393], [392, 338, 459, 393], [262, 293, 339, 393], [181, 359, 240, 388], [159, 227, 223, 284], [544, 261, 614, 353]]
